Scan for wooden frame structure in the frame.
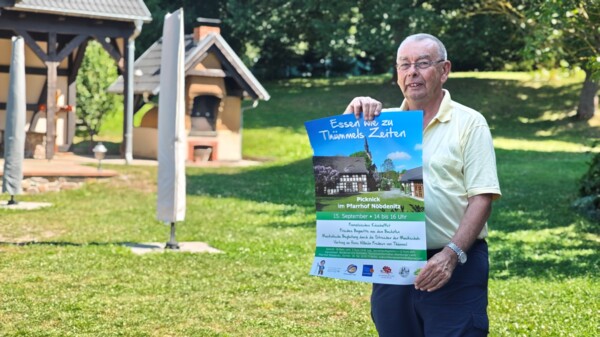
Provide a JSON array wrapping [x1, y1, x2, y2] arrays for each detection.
[[0, 0, 151, 159]]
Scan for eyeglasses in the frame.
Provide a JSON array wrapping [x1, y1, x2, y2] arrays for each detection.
[[396, 59, 445, 71]]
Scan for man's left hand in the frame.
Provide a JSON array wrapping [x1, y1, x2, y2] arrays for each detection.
[[414, 248, 457, 292]]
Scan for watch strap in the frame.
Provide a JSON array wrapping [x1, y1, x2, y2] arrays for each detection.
[[446, 242, 466, 264]]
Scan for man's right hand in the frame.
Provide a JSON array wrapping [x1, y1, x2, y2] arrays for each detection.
[[344, 96, 382, 121]]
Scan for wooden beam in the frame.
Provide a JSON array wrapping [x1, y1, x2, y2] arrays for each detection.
[[55, 34, 88, 62], [48, 32, 57, 58], [94, 36, 123, 67], [68, 39, 88, 83], [37, 85, 47, 107], [0, 102, 38, 111], [208, 45, 258, 99], [15, 29, 48, 62], [111, 38, 125, 72], [186, 69, 227, 78], [0, 65, 69, 76]]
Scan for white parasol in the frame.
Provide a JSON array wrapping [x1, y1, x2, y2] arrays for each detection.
[[156, 8, 187, 249], [2, 36, 26, 205]]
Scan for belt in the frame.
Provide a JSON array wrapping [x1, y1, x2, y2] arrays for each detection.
[[426, 239, 486, 260]]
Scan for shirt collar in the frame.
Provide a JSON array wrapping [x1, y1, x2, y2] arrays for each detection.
[[399, 89, 453, 123]]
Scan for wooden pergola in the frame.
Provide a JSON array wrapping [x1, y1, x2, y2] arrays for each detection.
[[0, 0, 152, 160]]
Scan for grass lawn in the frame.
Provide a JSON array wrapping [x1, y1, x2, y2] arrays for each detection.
[[316, 189, 424, 213], [1, 71, 598, 336]]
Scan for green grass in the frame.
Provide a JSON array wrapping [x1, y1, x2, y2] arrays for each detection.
[[316, 191, 424, 212], [1, 71, 598, 336]]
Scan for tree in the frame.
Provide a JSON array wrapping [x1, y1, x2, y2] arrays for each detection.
[[314, 165, 340, 195], [381, 158, 395, 172], [223, 0, 362, 78], [380, 158, 400, 187], [76, 41, 121, 142], [137, 0, 528, 80], [471, 0, 599, 119], [137, 0, 225, 57]]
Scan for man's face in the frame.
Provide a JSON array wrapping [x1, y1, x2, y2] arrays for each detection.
[[396, 39, 449, 104]]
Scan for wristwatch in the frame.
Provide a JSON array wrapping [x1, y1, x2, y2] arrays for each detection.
[[446, 242, 467, 265]]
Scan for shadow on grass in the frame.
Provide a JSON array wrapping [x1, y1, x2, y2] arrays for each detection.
[[249, 76, 593, 144], [491, 149, 592, 233], [186, 157, 315, 208], [489, 147, 598, 280], [489, 233, 599, 280], [444, 78, 594, 143]]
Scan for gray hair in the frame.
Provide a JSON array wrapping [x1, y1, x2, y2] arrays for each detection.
[[398, 33, 447, 60]]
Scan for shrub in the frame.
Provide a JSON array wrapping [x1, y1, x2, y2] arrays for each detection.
[[573, 152, 600, 226], [76, 41, 121, 142]]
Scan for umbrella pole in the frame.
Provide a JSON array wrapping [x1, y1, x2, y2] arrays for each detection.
[[7, 195, 18, 205], [165, 222, 180, 250]]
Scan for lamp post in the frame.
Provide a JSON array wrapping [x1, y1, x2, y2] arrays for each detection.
[[92, 142, 107, 171]]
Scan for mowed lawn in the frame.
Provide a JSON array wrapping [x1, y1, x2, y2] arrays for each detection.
[[316, 189, 424, 213], [0, 72, 598, 336]]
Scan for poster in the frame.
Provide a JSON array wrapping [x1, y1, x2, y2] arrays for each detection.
[[305, 111, 426, 285]]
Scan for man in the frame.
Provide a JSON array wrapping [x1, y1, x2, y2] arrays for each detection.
[[345, 33, 501, 336]]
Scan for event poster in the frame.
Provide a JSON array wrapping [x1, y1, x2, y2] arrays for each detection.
[[305, 111, 426, 285]]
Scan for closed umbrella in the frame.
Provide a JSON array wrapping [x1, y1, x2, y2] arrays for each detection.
[[2, 36, 26, 205], [156, 8, 187, 249]]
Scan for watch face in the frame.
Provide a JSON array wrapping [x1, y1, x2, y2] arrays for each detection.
[[459, 253, 467, 264]]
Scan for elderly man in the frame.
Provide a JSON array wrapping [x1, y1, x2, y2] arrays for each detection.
[[345, 33, 502, 337]]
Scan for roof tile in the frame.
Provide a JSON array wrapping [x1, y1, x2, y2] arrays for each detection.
[[9, 0, 152, 22]]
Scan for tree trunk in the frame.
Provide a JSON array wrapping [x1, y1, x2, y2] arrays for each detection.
[[576, 69, 599, 120]]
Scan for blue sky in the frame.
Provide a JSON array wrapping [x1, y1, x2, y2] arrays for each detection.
[[305, 111, 423, 172]]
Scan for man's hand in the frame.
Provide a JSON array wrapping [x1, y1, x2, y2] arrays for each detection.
[[344, 96, 382, 121], [414, 248, 457, 292]]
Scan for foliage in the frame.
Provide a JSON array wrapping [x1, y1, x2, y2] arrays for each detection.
[[573, 151, 600, 225], [579, 152, 600, 197], [469, 0, 600, 119], [140, 0, 527, 79], [381, 158, 394, 172], [222, 1, 362, 78], [136, 0, 225, 57], [379, 158, 400, 187], [75, 41, 121, 142], [409, 204, 425, 212], [313, 165, 340, 195], [350, 150, 372, 169], [515, 0, 598, 78], [380, 177, 393, 191]]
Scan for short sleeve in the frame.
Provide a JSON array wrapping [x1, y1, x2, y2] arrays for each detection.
[[462, 124, 502, 200]]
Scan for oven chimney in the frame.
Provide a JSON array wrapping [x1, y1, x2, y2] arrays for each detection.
[[194, 17, 221, 43]]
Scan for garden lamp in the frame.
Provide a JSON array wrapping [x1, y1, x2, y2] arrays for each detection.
[[92, 142, 107, 171]]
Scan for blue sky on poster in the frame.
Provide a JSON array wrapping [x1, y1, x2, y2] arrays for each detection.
[[305, 111, 423, 172]]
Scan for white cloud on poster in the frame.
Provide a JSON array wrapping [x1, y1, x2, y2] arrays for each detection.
[[387, 151, 411, 161]]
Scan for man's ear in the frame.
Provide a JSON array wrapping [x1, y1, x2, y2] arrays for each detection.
[[441, 60, 452, 83]]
